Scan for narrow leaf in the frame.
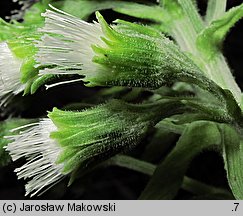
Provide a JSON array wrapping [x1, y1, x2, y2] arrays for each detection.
[[58, 0, 161, 21], [139, 121, 221, 199], [197, 3, 243, 58], [219, 124, 243, 199], [113, 3, 166, 22]]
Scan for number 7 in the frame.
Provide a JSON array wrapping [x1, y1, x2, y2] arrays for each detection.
[[234, 203, 239, 211]]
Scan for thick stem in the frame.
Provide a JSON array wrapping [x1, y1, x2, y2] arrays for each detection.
[[203, 54, 242, 104], [171, 18, 198, 53], [171, 16, 242, 104], [178, 0, 204, 33], [108, 155, 232, 197]]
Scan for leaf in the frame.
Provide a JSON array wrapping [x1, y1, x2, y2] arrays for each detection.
[[56, 0, 156, 21], [58, 0, 169, 29], [219, 124, 243, 199], [197, 3, 243, 59], [192, 193, 233, 200], [142, 122, 181, 163], [30, 74, 58, 94], [113, 2, 166, 22], [139, 121, 221, 199]]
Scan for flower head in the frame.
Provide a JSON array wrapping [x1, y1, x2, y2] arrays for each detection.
[[5, 99, 162, 196], [36, 6, 200, 89], [35, 6, 105, 81], [6, 119, 64, 197]]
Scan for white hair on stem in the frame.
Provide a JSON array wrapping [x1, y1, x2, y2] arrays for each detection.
[[35, 5, 105, 79], [5, 118, 65, 197], [0, 42, 25, 107]]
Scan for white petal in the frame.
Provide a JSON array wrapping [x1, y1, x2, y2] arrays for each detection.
[[5, 118, 65, 197], [35, 7, 105, 79], [0, 42, 25, 106]]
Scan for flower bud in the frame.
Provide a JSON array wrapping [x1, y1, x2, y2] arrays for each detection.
[[6, 99, 174, 196], [36, 7, 201, 89]]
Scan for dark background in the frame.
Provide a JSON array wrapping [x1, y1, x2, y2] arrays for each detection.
[[0, 0, 242, 199]]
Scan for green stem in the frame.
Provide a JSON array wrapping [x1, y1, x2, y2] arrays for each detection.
[[206, 0, 227, 24], [169, 9, 242, 104], [171, 16, 198, 53], [108, 155, 155, 175], [202, 54, 242, 104], [178, 0, 204, 33], [108, 155, 232, 197], [182, 176, 232, 197]]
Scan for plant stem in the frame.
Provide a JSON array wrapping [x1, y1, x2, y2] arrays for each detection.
[[202, 54, 242, 104], [108, 155, 232, 197], [206, 0, 227, 24], [182, 176, 232, 197], [170, 10, 242, 104], [178, 0, 204, 33], [108, 155, 155, 175]]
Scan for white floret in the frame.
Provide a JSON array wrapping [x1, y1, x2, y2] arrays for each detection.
[[5, 118, 64, 197], [0, 42, 25, 107], [35, 6, 105, 79]]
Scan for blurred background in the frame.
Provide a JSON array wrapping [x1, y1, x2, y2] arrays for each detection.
[[0, 0, 242, 199]]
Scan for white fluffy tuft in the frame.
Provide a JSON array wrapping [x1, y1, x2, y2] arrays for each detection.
[[35, 6, 105, 79], [0, 42, 25, 107], [5, 118, 65, 197]]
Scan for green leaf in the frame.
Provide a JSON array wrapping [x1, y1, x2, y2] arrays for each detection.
[[0, 19, 29, 42], [57, 0, 151, 20], [142, 121, 181, 163], [58, 0, 168, 25], [112, 2, 166, 22], [219, 124, 243, 199], [30, 74, 58, 94], [139, 121, 221, 199], [197, 3, 243, 59], [57, 0, 169, 33]]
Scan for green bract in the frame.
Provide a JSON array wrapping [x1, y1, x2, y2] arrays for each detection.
[[91, 13, 201, 88], [48, 100, 160, 174]]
